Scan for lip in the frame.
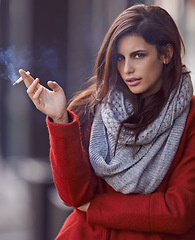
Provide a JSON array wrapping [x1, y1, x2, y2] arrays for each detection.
[[125, 77, 142, 86]]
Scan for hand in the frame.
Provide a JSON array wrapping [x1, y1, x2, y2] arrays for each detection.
[[77, 202, 91, 212], [19, 69, 68, 124]]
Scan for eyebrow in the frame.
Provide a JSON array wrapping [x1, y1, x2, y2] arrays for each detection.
[[117, 49, 147, 56], [131, 50, 147, 56]]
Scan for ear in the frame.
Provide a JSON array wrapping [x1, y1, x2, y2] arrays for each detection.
[[163, 44, 173, 64]]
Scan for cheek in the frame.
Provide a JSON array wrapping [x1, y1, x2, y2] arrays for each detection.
[[144, 59, 163, 80], [117, 63, 123, 76]]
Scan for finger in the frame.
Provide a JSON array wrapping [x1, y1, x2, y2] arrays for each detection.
[[47, 81, 63, 92], [33, 84, 43, 101], [19, 69, 35, 88], [26, 78, 40, 99]]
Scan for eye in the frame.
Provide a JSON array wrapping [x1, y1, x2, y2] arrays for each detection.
[[117, 54, 124, 62], [134, 53, 146, 59]]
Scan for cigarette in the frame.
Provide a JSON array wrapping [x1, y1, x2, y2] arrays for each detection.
[[13, 71, 30, 86]]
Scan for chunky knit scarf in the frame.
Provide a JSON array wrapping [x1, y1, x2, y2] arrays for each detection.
[[89, 72, 193, 194]]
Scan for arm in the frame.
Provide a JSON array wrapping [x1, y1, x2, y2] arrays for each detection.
[[19, 69, 98, 207], [86, 122, 195, 234], [47, 111, 97, 207]]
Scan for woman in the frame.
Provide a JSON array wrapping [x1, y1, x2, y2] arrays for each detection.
[[19, 4, 195, 240]]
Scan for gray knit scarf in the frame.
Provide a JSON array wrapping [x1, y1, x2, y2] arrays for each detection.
[[89, 72, 193, 194]]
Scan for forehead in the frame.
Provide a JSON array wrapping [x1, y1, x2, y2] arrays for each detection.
[[117, 34, 157, 54]]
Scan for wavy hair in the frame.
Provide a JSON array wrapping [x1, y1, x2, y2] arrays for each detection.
[[68, 4, 186, 143]]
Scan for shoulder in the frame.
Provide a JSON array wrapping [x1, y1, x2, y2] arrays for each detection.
[[190, 95, 195, 107], [188, 96, 195, 119], [184, 96, 195, 136]]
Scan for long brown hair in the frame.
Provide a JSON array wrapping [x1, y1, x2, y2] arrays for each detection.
[[68, 4, 185, 142]]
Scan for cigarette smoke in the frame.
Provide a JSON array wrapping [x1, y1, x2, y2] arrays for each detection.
[[0, 46, 29, 83], [0, 45, 62, 84]]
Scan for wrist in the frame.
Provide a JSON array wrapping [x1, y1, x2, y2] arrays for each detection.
[[53, 112, 68, 124]]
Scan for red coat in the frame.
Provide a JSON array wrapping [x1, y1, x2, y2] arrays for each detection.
[[46, 96, 195, 240]]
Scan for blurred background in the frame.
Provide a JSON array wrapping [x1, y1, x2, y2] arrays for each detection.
[[0, 0, 194, 239]]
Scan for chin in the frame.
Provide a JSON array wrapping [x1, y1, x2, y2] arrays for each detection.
[[128, 88, 143, 95]]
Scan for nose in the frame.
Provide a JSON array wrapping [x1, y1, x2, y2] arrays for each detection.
[[124, 59, 134, 74]]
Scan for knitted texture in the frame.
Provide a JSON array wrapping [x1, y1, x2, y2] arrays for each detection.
[[89, 72, 193, 194]]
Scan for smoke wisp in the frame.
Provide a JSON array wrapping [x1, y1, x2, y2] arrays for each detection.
[[0, 45, 63, 84]]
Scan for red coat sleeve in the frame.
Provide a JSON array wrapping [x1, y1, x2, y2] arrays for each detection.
[[87, 107, 195, 234], [46, 110, 97, 207]]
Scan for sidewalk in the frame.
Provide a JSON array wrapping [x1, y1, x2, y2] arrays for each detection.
[[0, 163, 33, 240], [0, 159, 73, 240]]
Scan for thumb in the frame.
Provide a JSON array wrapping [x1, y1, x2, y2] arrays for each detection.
[[47, 81, 62, 92]]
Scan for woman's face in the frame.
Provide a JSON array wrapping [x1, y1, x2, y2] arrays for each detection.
[[117, 34, 164, 97]]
